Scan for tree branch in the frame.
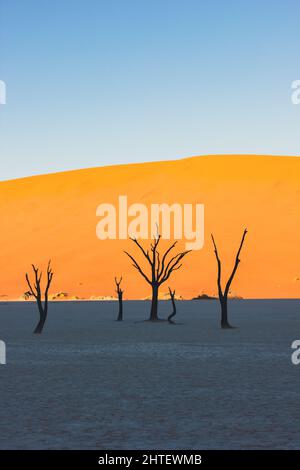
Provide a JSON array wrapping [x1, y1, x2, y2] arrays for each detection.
[[130, 238, 152, 265], [25, 273, 38, 299], [115, 276, 123, 294], [160, 251, 190, 284], [211, 234, 223, 299], [124, 251, 151, 284], [157, 241, 177, 281], [224, 229, 247, 297]]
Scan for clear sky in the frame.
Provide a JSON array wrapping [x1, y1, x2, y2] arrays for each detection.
[[0, 0, 300, 180]]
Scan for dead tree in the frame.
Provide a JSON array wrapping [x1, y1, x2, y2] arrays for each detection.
[[25, 260, 54, 334], [211, 229, 247, 329], [115, 276, 124, 321], [124, 235, 190, 321], [167, 287, 177, 324]]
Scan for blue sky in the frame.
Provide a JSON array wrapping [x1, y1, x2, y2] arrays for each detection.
[[0, 0, 300, 180]]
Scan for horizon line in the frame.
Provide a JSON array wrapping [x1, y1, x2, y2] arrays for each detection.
[[1, 153, 300, 184]]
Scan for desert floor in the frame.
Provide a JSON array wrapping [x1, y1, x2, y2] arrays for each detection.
[[0, 299, 299, 449]]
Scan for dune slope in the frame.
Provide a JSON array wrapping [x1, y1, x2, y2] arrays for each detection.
[[0, 155, 299, 299]]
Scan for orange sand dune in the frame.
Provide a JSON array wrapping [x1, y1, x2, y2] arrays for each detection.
[[0, 155, 299, 300]]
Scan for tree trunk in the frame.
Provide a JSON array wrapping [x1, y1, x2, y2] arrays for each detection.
[[220, 296, 232, 329], [149, 285, 159, 321], [34, 304, 47, 334], [168, 295, 176, 324], [117, 293, 123, 321]]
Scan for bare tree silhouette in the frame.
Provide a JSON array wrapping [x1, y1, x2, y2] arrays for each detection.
[[115, 276, 124, 321], [167, 287, 177, 324], [124, 235, 190, 321], [211, 229, 247, 329], [25, 260, 54, 334]]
